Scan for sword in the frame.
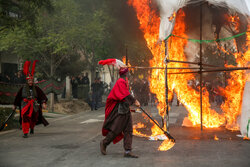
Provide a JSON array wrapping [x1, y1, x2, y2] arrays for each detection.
[[139, 107, 176, 142], [0, 109, 16, 131]]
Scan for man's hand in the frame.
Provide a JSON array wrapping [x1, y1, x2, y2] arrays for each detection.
[[134, 100, 140, 107], [42, 103, 47, 109]]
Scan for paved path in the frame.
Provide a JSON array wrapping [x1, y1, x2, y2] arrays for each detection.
[[0, 103, 250, 167]]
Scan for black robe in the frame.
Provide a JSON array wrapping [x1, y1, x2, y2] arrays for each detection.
[[14, 85, 49, 126]]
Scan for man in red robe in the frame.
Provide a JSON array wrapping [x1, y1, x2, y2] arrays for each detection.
[[100, 67, 140, 158], [13, 61, 48, 138]]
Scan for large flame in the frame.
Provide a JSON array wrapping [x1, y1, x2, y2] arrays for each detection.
[[220, 25, 250, 130], [167, 11, 226, 128], [225, 14, 240, 32], [128, 0, 225, 128], [128, 0, 176, 151], [128, 0, 250, 149]]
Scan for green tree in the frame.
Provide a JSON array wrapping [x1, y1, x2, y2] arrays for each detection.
[[0, 0, 152, 80], [0, 0, 52, 31]]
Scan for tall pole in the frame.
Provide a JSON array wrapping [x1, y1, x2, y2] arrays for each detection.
[[224, 44, 227, 87], [199, 3, 203, 131], [125, 45, 128, 66], [165, 40, 169, 131]]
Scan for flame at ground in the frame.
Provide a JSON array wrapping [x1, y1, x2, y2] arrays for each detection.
[[158, 139, 175, 151], [243, 136, 250, 140]]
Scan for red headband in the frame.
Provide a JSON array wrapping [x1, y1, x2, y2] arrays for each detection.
[[119, 67, 129, 76]]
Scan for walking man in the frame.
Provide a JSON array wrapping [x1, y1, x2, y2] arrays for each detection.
[[13, 60, 48, 138], [100, 67, 140, 158]]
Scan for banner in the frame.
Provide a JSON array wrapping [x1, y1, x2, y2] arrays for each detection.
[[0, 79, 65, 104]]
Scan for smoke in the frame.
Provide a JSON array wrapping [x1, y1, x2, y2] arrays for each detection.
[[184, 42, 199, 62]]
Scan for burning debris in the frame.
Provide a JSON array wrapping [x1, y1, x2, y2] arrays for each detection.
[[132, 107, 176, 151], [127, 0, 250, 149]]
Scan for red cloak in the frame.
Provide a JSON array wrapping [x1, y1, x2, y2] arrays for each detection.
[[102, 78, 130, 144]]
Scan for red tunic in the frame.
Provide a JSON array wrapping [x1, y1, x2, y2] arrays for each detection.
[[102, 78, 130, 144]]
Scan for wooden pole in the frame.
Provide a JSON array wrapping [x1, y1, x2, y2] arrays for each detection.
[[199, 3, 203, 131], [165, 40, 169, 131]]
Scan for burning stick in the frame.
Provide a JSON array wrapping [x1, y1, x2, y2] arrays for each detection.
[[138, 107, 176, 142], [0, 110, 16, 131]]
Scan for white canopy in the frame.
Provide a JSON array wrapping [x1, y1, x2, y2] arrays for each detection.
[[157, 0, 250, 40]]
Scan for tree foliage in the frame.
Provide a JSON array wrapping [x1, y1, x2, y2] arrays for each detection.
[[0, 0, 152, 80], [0, 0, 52, 31]]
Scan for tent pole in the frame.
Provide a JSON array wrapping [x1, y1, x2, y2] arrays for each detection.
[[200, 2, 203, 131], [165, 40, 169, 132]]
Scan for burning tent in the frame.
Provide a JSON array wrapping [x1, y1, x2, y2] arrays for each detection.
[[128, 0, 250, 145], [157, 0, 250, 41], [240, 65, 250, 138], [157, 0, 250, 137]]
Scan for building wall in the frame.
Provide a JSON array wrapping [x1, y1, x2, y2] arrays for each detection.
[[0, 54, 19, 75], [1, 54, 18, 64]]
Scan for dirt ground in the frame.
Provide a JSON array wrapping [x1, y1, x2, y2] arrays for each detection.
[[54, 100, 91, 114]]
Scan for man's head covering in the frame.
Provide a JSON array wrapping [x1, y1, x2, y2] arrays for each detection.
[[119, 67, 129, 76], [98, 58, 128, 76], [23, 60, 38, 80]]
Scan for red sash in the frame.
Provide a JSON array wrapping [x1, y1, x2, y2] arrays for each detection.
[[21, 98, 35, 118]]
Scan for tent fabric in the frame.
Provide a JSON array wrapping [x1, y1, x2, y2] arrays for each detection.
[[157, 0, 250, 41], [240, 63, 250, 137], [240, 81, 250, 137]]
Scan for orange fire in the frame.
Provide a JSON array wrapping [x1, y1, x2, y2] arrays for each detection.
[[128, 0, 175, 151], [133, 129, 149, 138], [122, 56, 131, 67], [128, 0, 225, 129], [220, 25, 250, 131], [243, 136, 250, 140], [128, 0, 250, 146], [158, 139, 175, 151], [225, 14, 240, 32], [214, 135, 219, 140], [122, 56, 134, 74]]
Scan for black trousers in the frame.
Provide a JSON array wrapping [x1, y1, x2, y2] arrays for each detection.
[[103, 112, 133, 151]]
